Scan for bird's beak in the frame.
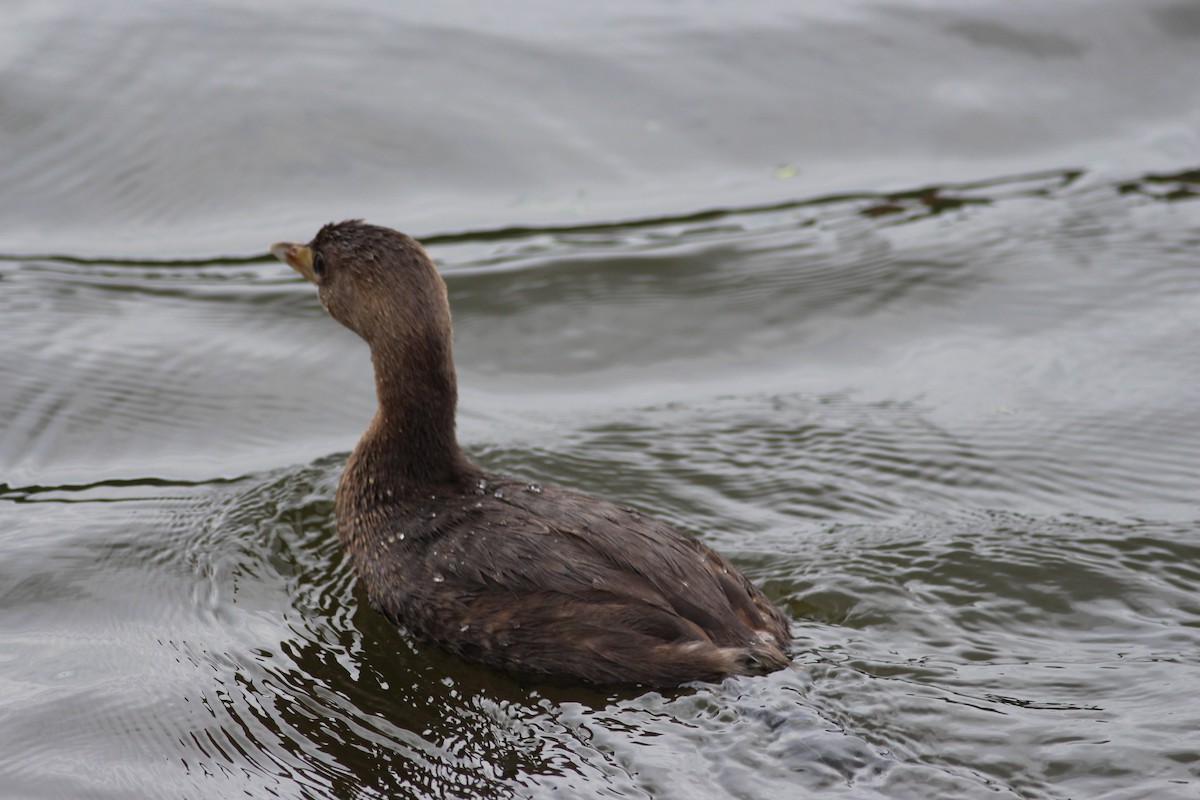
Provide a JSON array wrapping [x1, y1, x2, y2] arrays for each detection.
[[270, 241, 316, 283]]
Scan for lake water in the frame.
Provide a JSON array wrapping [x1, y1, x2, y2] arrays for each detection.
[[1, 1, 1198, 798]]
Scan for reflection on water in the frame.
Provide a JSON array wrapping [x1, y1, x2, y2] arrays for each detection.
[[2, 0, 1199, 798]]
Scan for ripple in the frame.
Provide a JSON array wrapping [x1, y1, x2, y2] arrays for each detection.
[[3, 434, 1199, 798], [0, 259, 373, 485], [0, 464, 542, 798], [788, 513, 1200, 799]]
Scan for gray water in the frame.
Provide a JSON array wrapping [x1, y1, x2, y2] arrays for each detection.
[[2, 2, 1199, 798]]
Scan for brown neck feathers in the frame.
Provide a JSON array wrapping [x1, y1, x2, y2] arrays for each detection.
[[356, 326, 469, 487]]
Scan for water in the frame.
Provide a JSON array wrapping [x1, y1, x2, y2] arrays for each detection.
[[2, 1, 1198, 798]]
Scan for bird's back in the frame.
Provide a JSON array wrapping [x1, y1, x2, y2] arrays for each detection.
[[337, 472, 791, 686]]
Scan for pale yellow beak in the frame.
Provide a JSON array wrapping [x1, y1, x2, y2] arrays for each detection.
[[270, 241, 316, 283]]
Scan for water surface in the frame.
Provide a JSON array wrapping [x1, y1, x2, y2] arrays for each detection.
[[1, 1, 1198, 798]]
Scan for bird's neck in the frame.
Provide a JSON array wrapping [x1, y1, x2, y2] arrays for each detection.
[[351, 334, 472, 489]]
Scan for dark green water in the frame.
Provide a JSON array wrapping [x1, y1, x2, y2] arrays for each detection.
[[2, 2, 1198, 798]]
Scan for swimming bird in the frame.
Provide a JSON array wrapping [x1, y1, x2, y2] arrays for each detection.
[[271, 221, 791, 686]]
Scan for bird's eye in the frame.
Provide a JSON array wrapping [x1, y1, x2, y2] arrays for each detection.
[[312, 251, 327, 278]]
